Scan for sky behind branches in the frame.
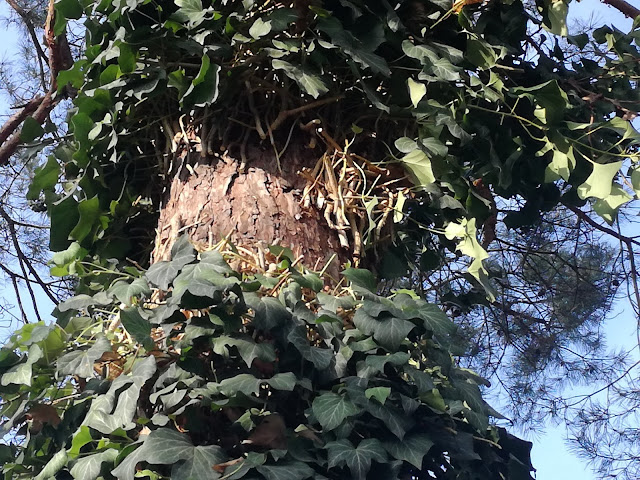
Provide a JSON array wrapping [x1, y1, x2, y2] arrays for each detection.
[[0, 0, 638, 479]]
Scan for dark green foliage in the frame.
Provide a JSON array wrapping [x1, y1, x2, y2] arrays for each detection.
[[1, 243, 533, 479]]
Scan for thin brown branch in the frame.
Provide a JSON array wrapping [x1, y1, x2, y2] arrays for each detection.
[[269, 95, 344, 132], [0, 205, 59, 306], [564, 204, 640, 248], [0, 90, 54, 165], [600, 0, 640, 19]]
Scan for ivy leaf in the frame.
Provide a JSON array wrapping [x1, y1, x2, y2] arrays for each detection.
[[1, 344, 42, 386], [172, 445, 227, 480], [34, 450, 67, 480], [266, 372, 297, 391], [312, 393, 359, 431], [112, 429, 216, 480], [57, 335, 112, 378], [83, 356, 156, 434], [399, 149, 435, 187], [109, 278, 151, 304], [172, 0, 207, 26], [465, 38, 497, 69], [407, 78, 426, 108], [269, 8, 298, 31], [272, 59, 328, 98], [182, 54, 221, 107], [577, 161, 622, 200], [542, 0, 568, 36], [213, 335, 276, 367], [383, 434, 434, 469], [326, 438, 387, 479], [70, 449, 119, 480], [119, 308, 154, 350], [20, 116, 45, 142], [69, 195, 100, 243], [415, 303, 456, 338], [365, 401, 413, 439], [248, 295, 292, 330], [425, 58, 460, 82], [249, 18, 272, 39], [26, 156, 59, 200], [342, 268, 376, 293], [365, 387, 391, 405], [363, 353, 410, 375], [288, 326, 333, 369], [257, 461, 314, 480], [593, 184, 633, 224], [544, 144, 575, 182], [217, 373, 261, 396]]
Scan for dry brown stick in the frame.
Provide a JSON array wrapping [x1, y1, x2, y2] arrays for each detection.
[[0, 91, 54, 165], [269, 95, 344, 132], [0, 96, 44, 146], [601, 0, 640, 18]]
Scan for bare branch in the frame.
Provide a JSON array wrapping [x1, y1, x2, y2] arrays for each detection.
[[600, 0, 640, 19]]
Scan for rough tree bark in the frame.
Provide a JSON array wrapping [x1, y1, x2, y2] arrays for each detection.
[[152, 140, 348, 275]]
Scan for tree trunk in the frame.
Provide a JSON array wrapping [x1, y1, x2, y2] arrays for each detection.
[[151, 140, 348, 275]]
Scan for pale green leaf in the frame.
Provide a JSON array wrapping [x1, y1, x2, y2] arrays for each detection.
[[249, 18, 272, 39], [593, 184, 633, 224], [407, 78, 426, 108], [577, 161, 622, 200], [70, 449, 118, 480], [399, 149, 435, 187]]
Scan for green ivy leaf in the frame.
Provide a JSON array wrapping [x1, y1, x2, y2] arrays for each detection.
[[593, 184, 632, 224], [57, 335, 112, 378], [112, 429, 212, 480], [70, 449, 118, 480], [109, 278, 151, 305], [272, 59, 328, 98], [365, 387, 391, 405], [20, 116, 45, 143], [26, 156, 59, 200], [55, 0, 83, 19], [34, 450, 68, 480], [312, 393, 359, 431], [172, 445, 227, 480], [212, 335, 276, 367], [120, 308, 154, 350], [83, 356, 156, 434], [1, 344, 42, 386], [326, 438, 387, 479], [542, 0, 569, 36], [465, 38, 497, 69], [257, 461, 314, 480], [69, 195, 101, 243], [342, 268, 377, 293], [577, 161, 623, 200], [249, 18, 272, 39], [172, 0, 207, 26], [182, 55, 221, 107], [383, 434, 434, 469], [399, 149, 435, 187]]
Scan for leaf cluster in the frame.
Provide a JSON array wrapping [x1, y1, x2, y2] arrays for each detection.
[[0, 238, 534, 479]]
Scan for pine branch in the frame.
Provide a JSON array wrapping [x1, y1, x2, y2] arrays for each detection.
[[0, 0, 74, 165], [601, 0, 640, 19]]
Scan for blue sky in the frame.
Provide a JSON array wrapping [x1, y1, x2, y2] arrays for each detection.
[[0, 1, 638, 479]]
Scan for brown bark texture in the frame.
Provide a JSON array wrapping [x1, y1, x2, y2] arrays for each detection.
[[152, 142, 347, 274]]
